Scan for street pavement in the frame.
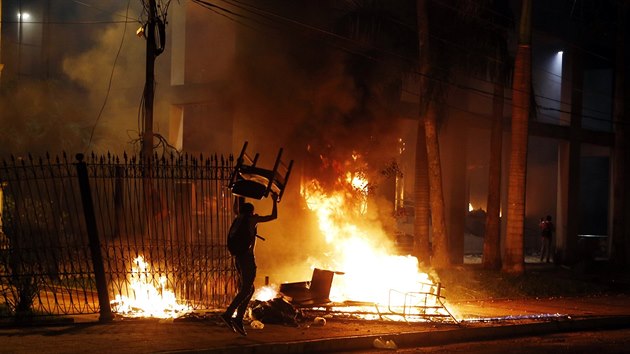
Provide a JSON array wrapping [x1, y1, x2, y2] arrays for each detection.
[[1, 294, 630, 353]]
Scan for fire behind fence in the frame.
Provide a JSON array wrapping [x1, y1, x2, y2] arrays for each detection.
[[0, 152, 235, 320]]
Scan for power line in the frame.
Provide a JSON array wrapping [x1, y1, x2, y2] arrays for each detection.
[[8, 0, 616, 111], [190, 0, 272, 32], [68, 0, 138, 21], [0, 20, 135, 25], [84, 0, 132, 153], [191, 0, 618, 125]]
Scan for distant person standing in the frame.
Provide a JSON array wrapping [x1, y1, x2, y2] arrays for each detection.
[[539, 215, 554, 263]]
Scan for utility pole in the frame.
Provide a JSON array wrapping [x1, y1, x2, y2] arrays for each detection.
[[141, 0, 166, 234], [142, 0, 158, 162]]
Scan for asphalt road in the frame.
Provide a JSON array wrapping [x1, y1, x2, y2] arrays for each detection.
[[347, 328, 630, 353], [2, 295, 629, 353]]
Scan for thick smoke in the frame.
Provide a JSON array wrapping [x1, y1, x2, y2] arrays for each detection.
[[0, 80, 86, 155], [61, 6, 161, 155], [0, 1, 157, 156], [215, 3, 413, 284], [1, 1, 414, 285]]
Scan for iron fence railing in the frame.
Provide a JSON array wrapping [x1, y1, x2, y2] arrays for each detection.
[[0, 152, 235, 320]]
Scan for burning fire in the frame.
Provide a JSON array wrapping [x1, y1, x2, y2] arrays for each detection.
[[296, 169, 447, 319], [106, 163, 448, 320], [110, 256, 191, 318], [254, 285, 279, 302]]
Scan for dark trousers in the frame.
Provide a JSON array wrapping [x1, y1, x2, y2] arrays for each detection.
[[225, 253, 256, 319]]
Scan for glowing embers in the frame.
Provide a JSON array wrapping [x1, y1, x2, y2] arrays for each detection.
[[110, 256, 191, 319]]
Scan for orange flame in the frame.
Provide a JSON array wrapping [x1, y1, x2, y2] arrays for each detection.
[[110, 256, 191, 318], [301, 170, 446, 318], [254, 285, 279, 302]]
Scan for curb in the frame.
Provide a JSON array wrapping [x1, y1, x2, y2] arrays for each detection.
[[169, 316, 630, 354]]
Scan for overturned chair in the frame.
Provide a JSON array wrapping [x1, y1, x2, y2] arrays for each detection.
[[228, 141, 294, 201], [279, 268, 344, 307], [279, 269, 458, 323]]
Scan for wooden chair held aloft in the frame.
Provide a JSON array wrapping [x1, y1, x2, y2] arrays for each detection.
[[228, 141, 293, 202]]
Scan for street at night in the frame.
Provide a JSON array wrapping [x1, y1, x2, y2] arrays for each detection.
[[1, 1, 630, 353]]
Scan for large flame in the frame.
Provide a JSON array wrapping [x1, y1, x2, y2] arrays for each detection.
[[107, 165, 444, 319], [110, 256, 191, 318], [300, 170, 445, 318]]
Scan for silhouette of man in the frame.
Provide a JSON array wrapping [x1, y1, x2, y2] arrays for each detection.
[[221, 193, 277, 336]]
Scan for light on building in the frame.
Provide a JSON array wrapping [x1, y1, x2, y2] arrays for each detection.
[[17, 12, 31, 21], [551, 50, 564, 76]]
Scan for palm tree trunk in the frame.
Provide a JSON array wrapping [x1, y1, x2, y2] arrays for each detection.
[[414, 123, 431, 263], [483, 80, 504, 269], [425, 100, 450, 269], [416, 0, 450, 269], [415, 0, 432, 265], [503, 0, 532, 275]]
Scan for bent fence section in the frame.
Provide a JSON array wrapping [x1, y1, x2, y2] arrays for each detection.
[[0, 152, 235, 320]]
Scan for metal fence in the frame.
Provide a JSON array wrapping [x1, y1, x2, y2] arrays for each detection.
[[0, 152, 235, 320]]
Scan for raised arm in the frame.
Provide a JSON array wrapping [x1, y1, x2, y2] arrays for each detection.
[[255, 194, 278, 223]]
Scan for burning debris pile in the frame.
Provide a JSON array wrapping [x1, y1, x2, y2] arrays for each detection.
[[243, 157, 457, 324], [291, 162, 455, 322], [251, 269, 454, 324], [250, 297, 302, 327], [110, 256, 191, 319], [108, 150, 456, 324]]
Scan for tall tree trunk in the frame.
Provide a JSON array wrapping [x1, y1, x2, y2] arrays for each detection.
[[425, 101, 450, 269], [483, 80, 504, 270], [416, 0, 450, 269], [612, 1, 629, 268], [503, 0, 531, 275], [415, 0, 432, 265], [414, 123, 431, 264]]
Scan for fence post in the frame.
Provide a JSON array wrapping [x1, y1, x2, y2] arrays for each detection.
[[75, 153, 113, 322]]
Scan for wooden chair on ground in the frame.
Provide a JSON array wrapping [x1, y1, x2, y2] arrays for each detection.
[[279, 268, 343, 306]]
